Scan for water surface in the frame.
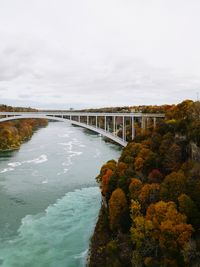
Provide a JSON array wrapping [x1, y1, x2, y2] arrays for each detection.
[[0, 122, 121, 267]]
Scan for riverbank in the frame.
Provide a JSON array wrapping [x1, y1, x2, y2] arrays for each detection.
[[0, 119, 48, 151], [88, 205, 132, 267]]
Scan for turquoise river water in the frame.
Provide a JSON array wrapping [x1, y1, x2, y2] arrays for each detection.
[[0, 122, 121, 267]]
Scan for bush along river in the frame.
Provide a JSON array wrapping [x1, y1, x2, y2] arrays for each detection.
[[0, 121, 121, 267]]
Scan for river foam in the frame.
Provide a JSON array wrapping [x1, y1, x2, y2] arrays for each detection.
[[0, 167, 14, 174], [0, 187, 101, 267], [0, 155, 48, 174], [25, 154, 48, 164]]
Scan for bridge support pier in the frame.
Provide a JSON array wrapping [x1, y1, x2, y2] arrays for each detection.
[[123, 116, 125, 141], [132, 117, 135, 140], [113, 116, 116, 136], [141, 116, 146, 132], [153, 117, 157, 129]]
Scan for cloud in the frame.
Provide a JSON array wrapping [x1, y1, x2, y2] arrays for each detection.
[[0, 0, 200, 108]]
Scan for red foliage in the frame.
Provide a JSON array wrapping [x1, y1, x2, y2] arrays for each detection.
[[148, 169, 163, 183]]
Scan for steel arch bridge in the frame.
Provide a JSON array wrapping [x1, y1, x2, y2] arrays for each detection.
[[0, 112, 165, 147]]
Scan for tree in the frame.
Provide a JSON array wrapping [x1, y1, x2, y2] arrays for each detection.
[[131, 215, 155, 255], [117, 162, 128, 176], [109, 188, 128, 231], [101, 169, 113, 196], [96, 160, 117, 183], [139, 183, 160, 209], [163, 144, 182, 172], [142, 151, 158, 175], [131, 201, 193, 265], [130, 200, 141, 221], [159, 133, 174, 156], [129, 179, 142, 200], [134, 157, 144, 171], [178, 194, 200, 229], [151, 133, 162, 152], [146, 201, 193, 253], [148, 169, 163, 184], [160, 171, 187, 202]]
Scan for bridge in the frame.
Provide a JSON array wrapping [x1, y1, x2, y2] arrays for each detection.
[[0, 112, 165, 147]]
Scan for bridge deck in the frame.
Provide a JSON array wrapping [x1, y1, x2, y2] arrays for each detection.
[[0, 112, 165, 147]]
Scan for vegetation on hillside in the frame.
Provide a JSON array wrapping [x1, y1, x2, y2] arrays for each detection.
[[0, 104, 37, 112], [89, 100, 200, 267], [0, 105, 47, 151]]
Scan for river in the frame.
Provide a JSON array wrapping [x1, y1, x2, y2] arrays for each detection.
[[0, 122, 121, 267]]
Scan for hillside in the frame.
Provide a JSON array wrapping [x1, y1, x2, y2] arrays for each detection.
[[0, 105, 48, 151], [89, 100, 200, 267]]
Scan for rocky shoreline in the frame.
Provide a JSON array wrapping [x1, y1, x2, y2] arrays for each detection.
[[88, 203, 132, 267]]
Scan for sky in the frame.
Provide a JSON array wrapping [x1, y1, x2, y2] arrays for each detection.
[[0, 0, 200, 109]]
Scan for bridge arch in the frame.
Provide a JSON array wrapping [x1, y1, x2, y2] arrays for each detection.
[[0, 114, 128, 147]]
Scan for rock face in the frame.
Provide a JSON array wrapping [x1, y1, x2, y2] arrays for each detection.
[[190, 142, 200, 162]]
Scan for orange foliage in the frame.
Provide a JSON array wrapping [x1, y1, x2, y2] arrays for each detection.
[[139, 183, 160, 208], [134, 157, 144, 171], [96, 160, 116, 183], [109, 188, 127, 231], [146, 201, 193, 251], [101, 169, 113, 196], [139, 148, 151, 159], [117, 161, 128, 176]]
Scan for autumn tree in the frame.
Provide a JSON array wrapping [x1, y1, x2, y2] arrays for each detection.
[[159, 132, 174, 156], [148, 169, 163, 184], [150, 132, 162, 152], [160, 171, 187, 202], [131, 201, 193, 265], [163, 143, 182, 172], [109, 188, 128, 231], [178, 194, 200, 229], [96, 160, 117, 183], [101, 169, 113, 196], [129, 178, 142, 200], [139, 183, 160, 209], [146, 201, 193, 254], [134, 157, 144, 172]]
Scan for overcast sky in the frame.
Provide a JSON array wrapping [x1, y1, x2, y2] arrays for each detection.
[[0, 0, 200, 109]]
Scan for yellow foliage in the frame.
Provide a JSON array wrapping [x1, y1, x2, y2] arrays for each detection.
[[130, 200, 141, 220], [129, 178, 142, 200], [146, 201, 193, 250]]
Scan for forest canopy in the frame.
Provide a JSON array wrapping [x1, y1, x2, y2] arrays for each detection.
[[89, 100, 200, 267]]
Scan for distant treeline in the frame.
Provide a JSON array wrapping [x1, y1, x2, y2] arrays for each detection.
[[0, 105, 48, 151], [80, 104, 173, 114], [0, 104, 37, 112]]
